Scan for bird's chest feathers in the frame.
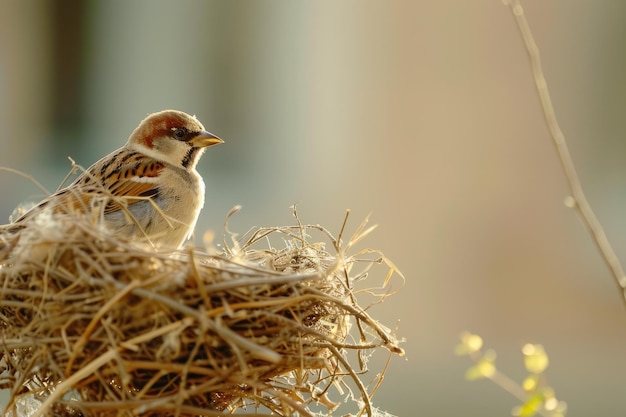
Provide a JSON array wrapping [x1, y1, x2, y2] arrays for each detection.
[[153, 167, 204, 213], [103, 167, 204, 244]]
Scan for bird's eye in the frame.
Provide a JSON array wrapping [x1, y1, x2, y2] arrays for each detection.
[[173, 127, 188, 140]]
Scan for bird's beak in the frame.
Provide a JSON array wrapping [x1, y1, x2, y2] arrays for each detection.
[[189, 131, 224, 148]]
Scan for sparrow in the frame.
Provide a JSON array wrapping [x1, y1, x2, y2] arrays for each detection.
[[4, 110, 223, 249]]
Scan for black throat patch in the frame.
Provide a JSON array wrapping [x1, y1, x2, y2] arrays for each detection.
[[181, 147, 200, 169]]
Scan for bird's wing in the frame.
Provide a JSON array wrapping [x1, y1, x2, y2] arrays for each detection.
[[13, 154, 165, 221], [96, 158, 165, 214]]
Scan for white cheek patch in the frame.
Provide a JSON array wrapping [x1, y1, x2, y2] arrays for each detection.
[[130, 140, 189, 167]]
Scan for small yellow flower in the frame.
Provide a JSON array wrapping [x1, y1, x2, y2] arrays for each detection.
[[522, 344, 549, 374], [465, 350, 496, 380], [455, 332, 483, 356]]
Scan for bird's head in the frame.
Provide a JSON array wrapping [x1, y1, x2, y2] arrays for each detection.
[[128, 110, 223, 169]]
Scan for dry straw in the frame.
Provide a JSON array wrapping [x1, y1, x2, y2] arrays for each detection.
[[0, 201, 404, 416]]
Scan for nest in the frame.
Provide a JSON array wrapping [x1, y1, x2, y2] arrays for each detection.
[[0, 205, 404, 417]]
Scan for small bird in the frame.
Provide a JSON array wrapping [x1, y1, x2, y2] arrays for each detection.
[[6, 110, 223, 249]]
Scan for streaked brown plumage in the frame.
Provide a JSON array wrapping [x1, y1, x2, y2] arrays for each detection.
[[5, 110, 223, 249]]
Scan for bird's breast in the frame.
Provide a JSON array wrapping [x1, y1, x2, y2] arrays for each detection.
[[104, 167, 205, 248]]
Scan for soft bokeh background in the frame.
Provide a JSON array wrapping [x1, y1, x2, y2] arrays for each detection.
[[2, 1, 626, 416]]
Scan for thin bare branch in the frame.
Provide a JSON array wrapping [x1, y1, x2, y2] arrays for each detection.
[[507, 0, 626, 305]]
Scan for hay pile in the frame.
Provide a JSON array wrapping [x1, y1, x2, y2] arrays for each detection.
[[0, 206, 404, 417]]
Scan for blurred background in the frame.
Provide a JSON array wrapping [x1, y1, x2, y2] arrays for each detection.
[[2, 0, 626, 415]]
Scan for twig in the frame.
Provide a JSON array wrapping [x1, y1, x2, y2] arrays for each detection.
[[0, 167, 51, 196], [507, 0, 626, 305]]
